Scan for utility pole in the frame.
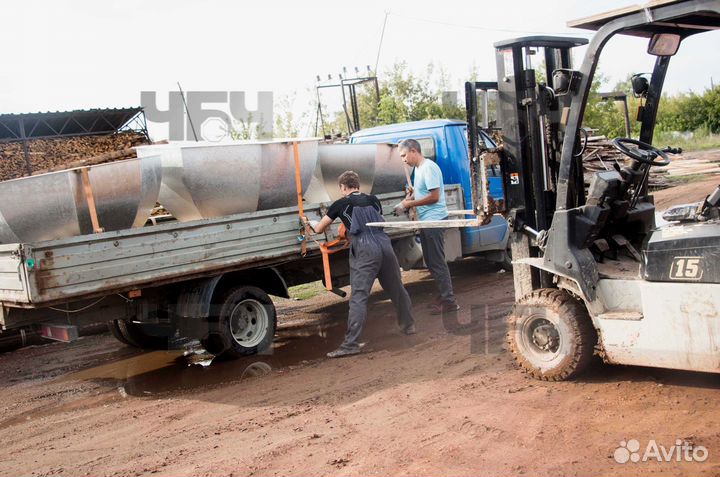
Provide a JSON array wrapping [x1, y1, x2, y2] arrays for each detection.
[[177, 82, 199, 141]]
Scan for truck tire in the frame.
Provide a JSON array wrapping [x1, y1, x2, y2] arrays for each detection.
[[115, 320, 168, 350], [107, 319, 131, 345], [507, 288, 596, 381], [201, 286, 276, 358], [500, 246, 513, 273]]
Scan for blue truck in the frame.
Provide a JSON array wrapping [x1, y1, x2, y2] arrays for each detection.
[[350, 119, 511, 269], [0, 120, 509, 355]]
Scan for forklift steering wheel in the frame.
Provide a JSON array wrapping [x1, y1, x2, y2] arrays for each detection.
[[611, 138, 670, 166]]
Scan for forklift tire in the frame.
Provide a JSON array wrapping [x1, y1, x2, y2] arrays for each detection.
[[201, 286, 276, 358], [115, 319, 169, 350], [507, 288, 597, 381]]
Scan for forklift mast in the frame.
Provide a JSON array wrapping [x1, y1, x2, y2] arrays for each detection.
[[467, 36, 588, 298]]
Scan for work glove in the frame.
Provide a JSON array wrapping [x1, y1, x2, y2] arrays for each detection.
[[393, 201, 407, 216], [308, 220, 320, 233]]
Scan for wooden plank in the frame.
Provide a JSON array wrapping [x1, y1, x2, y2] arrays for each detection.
[[567, 0, 683, 30], [32, 147, 136, 175], [567, 4, 643, 29], [77, 168, 103, 233]]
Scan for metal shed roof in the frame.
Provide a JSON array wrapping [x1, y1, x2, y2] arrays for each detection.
[[0, 107, 145, 142]]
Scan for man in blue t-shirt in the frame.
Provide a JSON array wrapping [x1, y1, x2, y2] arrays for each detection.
[[399, 138, 458, 314]]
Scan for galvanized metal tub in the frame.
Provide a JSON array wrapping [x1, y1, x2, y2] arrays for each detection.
[[0, 156, 162, 244], [312, 143, 406, 201], [137, 140, 319, 221]]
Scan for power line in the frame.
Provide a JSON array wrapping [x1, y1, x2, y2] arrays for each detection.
[[374, 11, 390, 74], [368, 11, 590, 74]]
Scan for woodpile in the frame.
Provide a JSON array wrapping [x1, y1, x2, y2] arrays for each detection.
[[0, 131, 150, 181], [0, 142, 28, 182], [656, 149, 720, 179], [581, 135, 671, 189], [582, 136, 720, 190]]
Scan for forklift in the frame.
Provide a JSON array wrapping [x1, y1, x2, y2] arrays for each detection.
[[466, 0, 720, 380]]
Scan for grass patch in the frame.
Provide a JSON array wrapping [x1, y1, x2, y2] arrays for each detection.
[[653, 129, 720, 152], [288, 280, 326, 300], [665, 173, 711, 186]]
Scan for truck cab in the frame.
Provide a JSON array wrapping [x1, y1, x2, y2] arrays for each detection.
[[350, 119, 510, 262]]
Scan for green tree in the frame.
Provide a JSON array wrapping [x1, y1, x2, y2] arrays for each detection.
[[581, 72, 634, 138], [273, 93, 301, 138], [323, 61, 467, 136], [230, 113, 267, 140]]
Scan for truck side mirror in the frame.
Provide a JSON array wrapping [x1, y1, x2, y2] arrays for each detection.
[[648, 33, 681, 56]]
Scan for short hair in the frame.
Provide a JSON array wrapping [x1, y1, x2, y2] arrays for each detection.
[[338, 170, 360, 189], [398, 138, 422, 154]]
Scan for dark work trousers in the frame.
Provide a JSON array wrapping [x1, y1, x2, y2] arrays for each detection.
[[340, 236, 415, 350], [419, 225, 455, 303]]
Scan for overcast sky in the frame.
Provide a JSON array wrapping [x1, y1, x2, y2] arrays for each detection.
[[2, 1, 718, 140]]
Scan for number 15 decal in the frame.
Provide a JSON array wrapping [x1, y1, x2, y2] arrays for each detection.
[[669, 256, 704, 280]]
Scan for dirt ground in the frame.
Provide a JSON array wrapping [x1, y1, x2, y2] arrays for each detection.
[[652, 148, 719, 210], [1, 176, 719, 477]]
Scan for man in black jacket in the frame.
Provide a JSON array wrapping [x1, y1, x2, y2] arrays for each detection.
[[307, 170, 416, 358]]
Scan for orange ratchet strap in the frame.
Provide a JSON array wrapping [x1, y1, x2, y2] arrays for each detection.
[[319, 224, 348, 296], [293, 142, 309, 256], [293, 141, 349, 296]]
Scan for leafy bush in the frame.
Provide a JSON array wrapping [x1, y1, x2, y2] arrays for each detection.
[[653, 90, 719, 134], [582, 74, 719, 150]]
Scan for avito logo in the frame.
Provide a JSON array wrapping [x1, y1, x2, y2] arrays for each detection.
[[614, 439, 708, 464]]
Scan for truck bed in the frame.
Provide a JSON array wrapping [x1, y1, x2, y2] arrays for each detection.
[[0, 186, 464, 308]]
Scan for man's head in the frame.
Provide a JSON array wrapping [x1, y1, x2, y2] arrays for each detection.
[[398, 138, 424, 167], [338, 170, 361, 196]]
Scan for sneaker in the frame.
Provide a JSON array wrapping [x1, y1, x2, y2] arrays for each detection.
[[401, 324, 417, 335], [430, 301, 460, 315], [327, 347, 361, 358]]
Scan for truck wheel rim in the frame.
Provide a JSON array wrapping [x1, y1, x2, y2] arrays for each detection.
[[521, 316, 561, 361], [229, 299, 269, 348]]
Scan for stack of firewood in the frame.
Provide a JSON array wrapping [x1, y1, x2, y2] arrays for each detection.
[[0, 131, 150, 181], [0, 142, 29, 182], [581, 135, 671, 189]]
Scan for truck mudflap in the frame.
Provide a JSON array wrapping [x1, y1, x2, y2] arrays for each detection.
[[175, 276, 223, 320]]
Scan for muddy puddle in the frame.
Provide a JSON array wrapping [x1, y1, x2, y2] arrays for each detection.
[[39, 276, 511, 400], [55, 312, 414, 397]]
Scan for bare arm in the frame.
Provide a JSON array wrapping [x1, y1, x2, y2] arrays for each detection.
[[402, 188, 440, 209], [309, 215, 334, 234]]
